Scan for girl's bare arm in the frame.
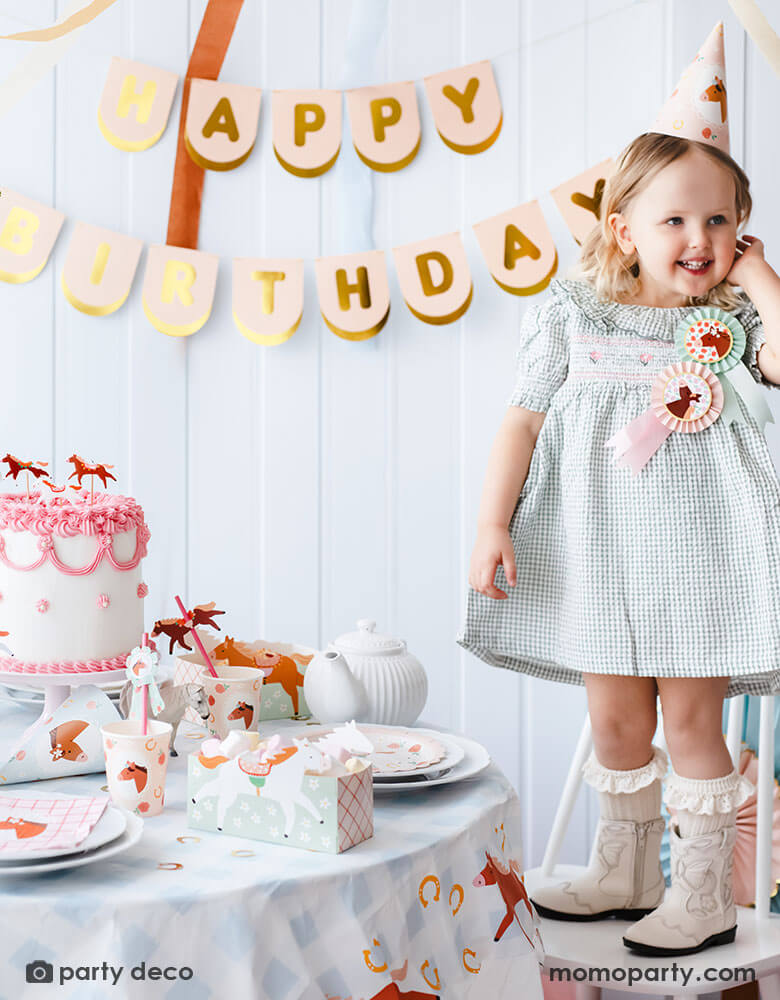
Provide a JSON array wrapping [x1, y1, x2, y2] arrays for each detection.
[[469, 406, 546, 599]]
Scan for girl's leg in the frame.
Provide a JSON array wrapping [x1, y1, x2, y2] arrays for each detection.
[[623, 677, 754, 957], [531, 674, 668, 921], [583, 674, 664, 821], [657, 676, 750, 834], [657, 676, 732, 780], [584, 673, 658, 770]]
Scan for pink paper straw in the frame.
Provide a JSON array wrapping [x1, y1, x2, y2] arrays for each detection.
[[141, 632, 149, 735], [174, 594, 218, 678]]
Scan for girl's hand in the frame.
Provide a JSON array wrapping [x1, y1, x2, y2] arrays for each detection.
[[726, 234, 765, 287], [468, 524, 516, 600]]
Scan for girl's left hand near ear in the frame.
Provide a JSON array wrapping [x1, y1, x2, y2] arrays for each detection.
[[727, 234, 766, 286]]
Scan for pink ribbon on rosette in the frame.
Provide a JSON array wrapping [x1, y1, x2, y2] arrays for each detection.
[[606, 361, 724, 474]]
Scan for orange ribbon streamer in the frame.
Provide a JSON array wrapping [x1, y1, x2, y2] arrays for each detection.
[[165, 0, 245, 250]]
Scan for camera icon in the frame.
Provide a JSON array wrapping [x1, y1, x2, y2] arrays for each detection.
[[26, 961, 54, 984]]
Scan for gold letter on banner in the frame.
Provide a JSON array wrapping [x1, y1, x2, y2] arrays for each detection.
[[272, 89, 342, 177], [346, 82, 421, 172], [61, 222, 143, 316], [185, 79, 261, 171], [98, 57, 179, 152], [142, 244, 218, 337], [314, 250, 390, 341], [392, 232, 473, 325], [0, 188, 64, 284], [551, 158, 616, 245], [472, 200, 558, 296], [232, 257, 304, 345], [423, 60, 503, 154]]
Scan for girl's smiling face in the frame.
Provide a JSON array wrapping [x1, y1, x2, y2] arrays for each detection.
[[608, 146, 738, 307]]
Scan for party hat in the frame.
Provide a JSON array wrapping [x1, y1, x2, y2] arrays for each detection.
[[651, 22, 729, 153]]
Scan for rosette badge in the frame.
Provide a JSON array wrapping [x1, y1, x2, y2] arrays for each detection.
[[606, 362, 723, 474], [674, 307, 773, 431]]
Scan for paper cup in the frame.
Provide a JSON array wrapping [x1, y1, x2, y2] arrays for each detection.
[[101, 719, 172, 817], [200, 664, 264, 739]]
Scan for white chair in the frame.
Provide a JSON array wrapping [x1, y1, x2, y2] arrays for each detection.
[[524, 695, 780, 1000]]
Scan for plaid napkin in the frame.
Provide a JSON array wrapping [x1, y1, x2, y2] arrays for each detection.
[[0, 793, 108, 853]]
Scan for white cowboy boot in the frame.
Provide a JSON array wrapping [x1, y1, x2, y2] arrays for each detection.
[[623, 767, 754, 956], [531, 745, 668, 921]]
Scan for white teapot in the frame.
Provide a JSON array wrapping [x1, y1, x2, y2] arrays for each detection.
[[303, 619, 428, 726]]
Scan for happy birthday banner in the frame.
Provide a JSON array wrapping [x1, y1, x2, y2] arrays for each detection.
[[97, 56, 504, 174], [0, 155, 612, 341]]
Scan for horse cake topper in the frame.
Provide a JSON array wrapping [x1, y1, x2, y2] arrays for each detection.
[[651, 21, 729, 153]]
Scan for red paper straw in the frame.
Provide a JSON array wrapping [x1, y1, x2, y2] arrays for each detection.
[[174, 595, 218, 677]]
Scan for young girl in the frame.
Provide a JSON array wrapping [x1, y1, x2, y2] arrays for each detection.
[[458, 125, 780, 958]]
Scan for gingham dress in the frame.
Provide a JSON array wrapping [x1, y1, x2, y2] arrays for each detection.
[[457, 278, 780, 698]]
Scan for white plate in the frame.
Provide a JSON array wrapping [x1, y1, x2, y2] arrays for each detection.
[[0, 811, 143, 875], [0, 801, 126, 863], [372, 732, 491, 792], [278, 723, 466, 779], [361, 726, 466, 778]]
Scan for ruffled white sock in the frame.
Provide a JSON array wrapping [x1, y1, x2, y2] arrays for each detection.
[[582, 745, 668, 822], [664, 768, 754, 838]]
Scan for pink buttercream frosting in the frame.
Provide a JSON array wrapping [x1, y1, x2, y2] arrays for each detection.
[[0, 492, 148, 539], [0, 653, 129, 675]]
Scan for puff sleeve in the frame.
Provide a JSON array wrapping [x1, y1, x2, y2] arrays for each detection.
[[735, 294, 780, 389], [507, 293, 570, 412]]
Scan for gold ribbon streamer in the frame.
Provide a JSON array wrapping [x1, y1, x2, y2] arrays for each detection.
[[728, 0, 780, 77], [0, 0, 119, 41]]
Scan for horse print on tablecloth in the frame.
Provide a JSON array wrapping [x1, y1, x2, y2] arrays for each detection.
[[473, 850, 543, 957]]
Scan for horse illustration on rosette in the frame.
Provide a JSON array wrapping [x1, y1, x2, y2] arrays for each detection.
[[192, 737, 327, 835], [0, 816, 48, 841]]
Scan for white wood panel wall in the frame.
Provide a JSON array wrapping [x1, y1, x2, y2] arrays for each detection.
[[0, 1, 777, 888]]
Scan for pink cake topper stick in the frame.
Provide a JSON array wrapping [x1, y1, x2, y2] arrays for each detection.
[[174, 595, 218, 678]]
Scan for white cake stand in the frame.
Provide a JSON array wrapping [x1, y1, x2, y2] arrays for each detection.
[[0, 668, 127, 740]]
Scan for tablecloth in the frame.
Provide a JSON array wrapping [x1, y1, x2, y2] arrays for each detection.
[[0, 699, 545, 1000]]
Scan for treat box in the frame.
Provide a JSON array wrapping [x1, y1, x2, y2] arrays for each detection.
[[175, 636, 315, 724], [186, 744, 373, 853]]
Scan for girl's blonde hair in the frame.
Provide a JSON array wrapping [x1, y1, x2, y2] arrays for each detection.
[[572, 133, 752, 309]]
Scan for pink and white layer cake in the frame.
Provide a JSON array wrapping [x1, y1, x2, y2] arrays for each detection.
[[0, 492, 150, 675]]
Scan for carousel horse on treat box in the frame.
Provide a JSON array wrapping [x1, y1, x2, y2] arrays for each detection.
[[192, 738, 326, 835], [213, 637, 313, 715]]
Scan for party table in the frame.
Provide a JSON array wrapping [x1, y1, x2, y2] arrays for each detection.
[[0, 700, 544, 1000]]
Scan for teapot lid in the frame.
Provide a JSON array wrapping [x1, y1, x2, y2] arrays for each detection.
[[333, 619, 405, 655]]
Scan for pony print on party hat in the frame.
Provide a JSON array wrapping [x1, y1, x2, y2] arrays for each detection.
[[651, 22, 729, 153]]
